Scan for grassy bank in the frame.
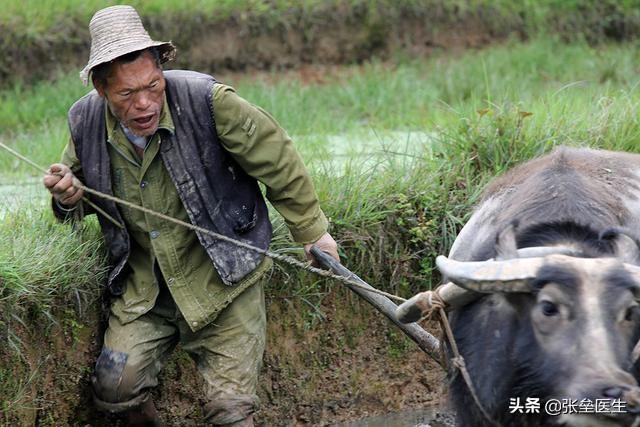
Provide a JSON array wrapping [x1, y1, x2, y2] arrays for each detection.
[[3, 36, 640, 316], [3, 38, 640, 423], [2, 0, 640, 89], [4, 0, 639, 42], [2, 38, 639, 172]]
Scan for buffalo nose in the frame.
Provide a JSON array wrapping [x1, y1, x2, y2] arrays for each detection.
[[602, 386, 625, 399]]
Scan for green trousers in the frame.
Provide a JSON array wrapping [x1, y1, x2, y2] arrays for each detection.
[[92, 280, 266, 425]]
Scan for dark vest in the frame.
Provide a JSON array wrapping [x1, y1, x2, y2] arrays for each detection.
[[66, 70, 272, 295]]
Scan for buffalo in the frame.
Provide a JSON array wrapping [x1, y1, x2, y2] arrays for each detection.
[[427, 147, 640, 426]]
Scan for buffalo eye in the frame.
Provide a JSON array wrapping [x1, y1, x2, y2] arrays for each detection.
[[541, 300, 559, 317]]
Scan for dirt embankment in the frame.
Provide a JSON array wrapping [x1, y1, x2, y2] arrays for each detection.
[[0, 288, 444, 426], [3, 1, 639, 89]]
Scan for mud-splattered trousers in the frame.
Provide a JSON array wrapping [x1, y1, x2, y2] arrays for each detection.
[[93, 279, 266, 425]]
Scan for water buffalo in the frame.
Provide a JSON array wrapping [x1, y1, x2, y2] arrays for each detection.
[[436, 147, 640, 426]]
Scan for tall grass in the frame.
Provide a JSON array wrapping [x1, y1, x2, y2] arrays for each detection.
[[2, 38, 640, 173], [2, 38, 640, 296], [0, 207, 107, 352], [3, 0, 640, 36]]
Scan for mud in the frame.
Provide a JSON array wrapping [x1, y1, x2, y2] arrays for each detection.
[[0, 287, 446, 426]]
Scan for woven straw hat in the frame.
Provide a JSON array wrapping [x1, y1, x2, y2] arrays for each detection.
[[80, 5, 176, 85]]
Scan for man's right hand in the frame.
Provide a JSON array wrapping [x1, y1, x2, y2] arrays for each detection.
[[43, 163, 84, 207]]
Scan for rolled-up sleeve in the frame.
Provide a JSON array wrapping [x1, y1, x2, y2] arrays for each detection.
[[211, 83, 328, 244]]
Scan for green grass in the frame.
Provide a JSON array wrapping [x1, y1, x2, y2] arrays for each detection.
[[2, 38, 640, 174], [1, 0, 268, 34], [0, 208, 107, 352], [0, 207, 105, 415], [2, 37, 640, 299], [3, 0, 639, 37]]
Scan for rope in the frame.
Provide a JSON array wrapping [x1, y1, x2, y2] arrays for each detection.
[[424, 287, 500, 427], [0, 141, 406, 303]]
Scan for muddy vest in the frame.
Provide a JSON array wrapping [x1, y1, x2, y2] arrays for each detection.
[[67, 70, 272, 295]]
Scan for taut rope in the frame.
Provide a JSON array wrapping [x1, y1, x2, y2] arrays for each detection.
[[0, 141, 405, 303]]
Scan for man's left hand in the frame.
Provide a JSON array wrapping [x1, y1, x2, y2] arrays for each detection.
[[304, 232, 340, 267]]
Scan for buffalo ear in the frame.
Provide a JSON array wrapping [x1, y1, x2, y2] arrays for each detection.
[[601, 228, 640, 265], [495, 222, 519, 260]]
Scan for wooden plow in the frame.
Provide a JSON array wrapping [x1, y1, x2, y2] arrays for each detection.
[[309, 246, 478, 367]]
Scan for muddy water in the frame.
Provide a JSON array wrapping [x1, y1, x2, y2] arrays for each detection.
[[0, 179, 46, 214], [297, 130, 434, 172], [332, 407, 454, 427], [0, 130, 433, 212]]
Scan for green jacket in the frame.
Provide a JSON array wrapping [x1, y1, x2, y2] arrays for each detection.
[[60, 82, 327, 331]]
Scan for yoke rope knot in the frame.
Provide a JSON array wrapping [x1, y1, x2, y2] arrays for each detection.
[[420, 287, 446, 323], [451, 356, 466, 370]]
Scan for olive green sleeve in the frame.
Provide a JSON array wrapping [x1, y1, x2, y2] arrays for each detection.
[[211, 83, 328, 244]]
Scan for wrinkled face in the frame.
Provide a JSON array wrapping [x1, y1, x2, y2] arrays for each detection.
[[528, 259, 640, 424], [95, 51, 165, 137]]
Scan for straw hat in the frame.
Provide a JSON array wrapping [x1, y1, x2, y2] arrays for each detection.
[[80, 5, 176, 85]]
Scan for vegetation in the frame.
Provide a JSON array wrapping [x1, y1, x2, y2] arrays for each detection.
[[2, 36, 640, 309], [3, 0, 640, 89], [3, 38, 640, 173], [3, 0, 640, 37]]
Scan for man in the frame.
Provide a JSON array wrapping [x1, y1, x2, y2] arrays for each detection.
[[43, 5, 339, 426]]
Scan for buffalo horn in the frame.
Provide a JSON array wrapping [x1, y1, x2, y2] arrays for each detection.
[[514, 246, 582, 259], [396, 247, 583, 321], [436, 255, 546, 293]]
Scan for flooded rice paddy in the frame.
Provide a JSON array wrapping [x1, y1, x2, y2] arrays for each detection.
[[0, 178, 46, 215], [297, 129, 434, 172], [0, 130, 434, 214]]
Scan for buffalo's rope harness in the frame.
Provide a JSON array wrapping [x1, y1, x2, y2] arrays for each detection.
[[422, 288, 500, 426], [1, 140, 496, 424]]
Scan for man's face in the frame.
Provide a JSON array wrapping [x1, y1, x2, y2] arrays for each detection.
[[96, 51, 166, 137]]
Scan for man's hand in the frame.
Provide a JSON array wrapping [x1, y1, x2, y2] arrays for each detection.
[[304, 232, 340, 267], [43, 163, 84, 207]]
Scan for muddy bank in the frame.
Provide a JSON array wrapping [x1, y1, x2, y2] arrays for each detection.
[[3, 0, 640, 89], [0, 287, 444, 426]]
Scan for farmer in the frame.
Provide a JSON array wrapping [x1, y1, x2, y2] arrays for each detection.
[[42, 5, 339, 426]]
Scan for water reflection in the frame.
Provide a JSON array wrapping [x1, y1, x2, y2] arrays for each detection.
[[295, 130, 435, 174], [0, 179, 46, 215]]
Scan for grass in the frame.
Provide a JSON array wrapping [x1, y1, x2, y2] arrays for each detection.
[[0, 208, 107, 351], [0, 204, 106, 416], [2, 0, 639, 37], [2, 37, 640, 260], [2, 37, 640, 172], [2, 37, 640, 292]]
